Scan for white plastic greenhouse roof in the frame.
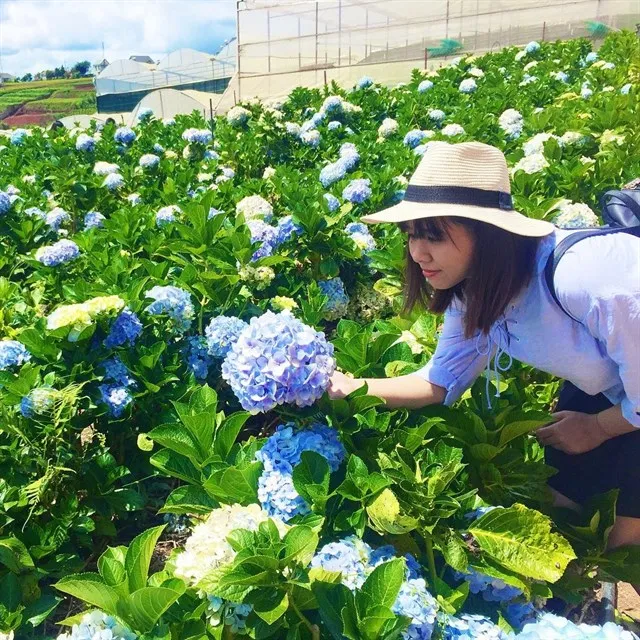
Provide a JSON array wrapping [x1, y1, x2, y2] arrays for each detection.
[[128, 88, 223, 124]]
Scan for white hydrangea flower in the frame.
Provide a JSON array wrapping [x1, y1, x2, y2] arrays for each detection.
[[237, 263, 275, 290], [23, 175, 36, 184], [93, 161, 120, 176], [174, 504, 284, 588], [165, 150, 178, 159], [236, 195, 273, 221], [512, 153, 549, 175], [553, 201, 599, 229], [522, 132, 558, 156], [468, 67, 485, 78], [197, 173, 213, 182], [515, 50, 527, 62], [498, 109, 523, 139], [441, 124, 465, 137], [227, 106, 252, 126], [600, 129, 625, 146], [262, 166, 276, 179], [558, 131, 586, 146], [377, 118, 399, 139], [523, 61, 538, 72], [580, 156, 595, 165]]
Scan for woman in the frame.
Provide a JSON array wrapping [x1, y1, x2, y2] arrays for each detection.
[[329, 141, 640, 554]]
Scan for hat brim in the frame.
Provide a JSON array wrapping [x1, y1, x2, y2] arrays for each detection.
[[361, 200, 555, 237]]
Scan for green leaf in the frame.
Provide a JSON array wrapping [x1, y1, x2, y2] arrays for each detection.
[[282, 526, 319, 566], [292, 451, 330, 509], [22, 594, 62, 627], [0, 536, 34, 573], [468, 504, 576, 583], [159, 485, 219, 515], [137, 433, 154, 452], [148, 424, 202, 464], [248, 590, 289, 625], [150, 449, 201, 484], [125, 525, 166, 593], [98, 546, 127, 591], [214, 411, 250, 460], [312, 581, 353, 640], [498, 413, 550, 448], [367, 489, 418, 535], [122, 585, 185, 633], [0, 572, 21, 610], [54, 573, 120, 615], [204, 462, 262, 504], [360, 605, 398, 640], [357, 558, 405, 614]]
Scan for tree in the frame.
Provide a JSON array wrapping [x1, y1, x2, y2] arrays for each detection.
[[20, 73, 33, 82], [72, 60, 91, 77]]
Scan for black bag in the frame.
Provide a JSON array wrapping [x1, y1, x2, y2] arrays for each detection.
[[544, 189, 640, 322]]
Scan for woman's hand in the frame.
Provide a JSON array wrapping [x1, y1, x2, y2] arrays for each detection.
[[327, 371, 362, 400], [536, 410, 609, 455]]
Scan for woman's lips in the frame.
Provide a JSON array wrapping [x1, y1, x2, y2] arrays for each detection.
[[422, 269, 441, 278]]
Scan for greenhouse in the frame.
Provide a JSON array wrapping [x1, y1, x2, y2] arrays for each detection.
[[1, 3, 640, 640]]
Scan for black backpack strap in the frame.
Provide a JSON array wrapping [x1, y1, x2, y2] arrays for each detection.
[[544, 227, 640, 322]]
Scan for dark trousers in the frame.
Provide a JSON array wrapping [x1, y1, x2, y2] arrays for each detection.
[[545, 381, 640, 517]]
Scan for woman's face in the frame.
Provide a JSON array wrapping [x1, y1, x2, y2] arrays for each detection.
[[406, 219, 475, 290]]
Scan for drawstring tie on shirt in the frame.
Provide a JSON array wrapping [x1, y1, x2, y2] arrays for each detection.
[[475, 317, 516, 409]]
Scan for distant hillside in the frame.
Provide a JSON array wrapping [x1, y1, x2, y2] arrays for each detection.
[[0, 78, 97, 128]]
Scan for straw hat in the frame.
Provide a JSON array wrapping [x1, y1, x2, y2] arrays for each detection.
[[361, 141, 555, 237]]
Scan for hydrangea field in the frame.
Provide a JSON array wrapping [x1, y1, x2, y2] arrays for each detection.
[[1, 31, 639, 640]]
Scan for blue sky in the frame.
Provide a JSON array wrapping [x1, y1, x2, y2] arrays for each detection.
[[0, 0, 237, 77]]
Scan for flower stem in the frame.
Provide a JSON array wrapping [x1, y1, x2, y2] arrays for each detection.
[[424, 533, 437, 589], [289, 591, 320, 640]]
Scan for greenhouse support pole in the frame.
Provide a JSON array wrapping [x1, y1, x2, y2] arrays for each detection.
[[542, 21, 546, 41], [338, 0, 342, 67], [315, 2, 319, 68], [424, 48, 428, 69], [267, 9, 272, 73], [236, 0, 241, 101]]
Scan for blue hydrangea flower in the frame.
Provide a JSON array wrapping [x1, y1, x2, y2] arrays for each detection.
[[357, 76, 374, 89], [103, 173, 125, 190], [183, 335, 212, 380], [258, 467, 310, 520], [318, 277, 349, 319], [104, 308, 143, 348], [76, 133, 96, 152], [620, 83, 632, 95], [342, 178, 371, 204], [581, 82, 593, 99], [102, 356, 136, 387], [256, 422, 345, 474], [275, 215, 303, 244], [428, 109, 446, 123], [369, 545, 421, 580], [418, 80, 434, 93], [0, 191, 11, 216], [452, 567, 522, 602], [45, 207, 70, 231], [517, 613, 635, 640], [208, 207, 224, 219], [404, 129, 428, 148], [204, 149, 220, 160], [138, 107, 154, 121], [35, 239, 80, 266], [442, 614, 508, 639], [221, 310, 335, 414], [345, 222, 368, 235], [459, 78, 477, 93], [585, 51, 598, 63], [10, 128, 29, 145], [320, 161, 347, 187], [321, 95, 343, 114], [552, 71, 569, 83], [504, 601, 538, 630], [247, 219, 278, 261], [20, 387, 56, 418], [0, 340, 31, 370], [311, 537, 372, 590], [328, 120, 342, 131], [114, 126, 136, 145], [205, 315, 248, 358], [324, 193, 340, 212], [99, 384, 133, 418], [182, 128, 213, 144], [285, 122, 301, 137], [84, 210, 106, 230], [339, 143, 360, 170], [139, 153, 160, 169], [54, 610, 136, 640], [393, 578, 439, 640], [153, 143, 165, 153], [525, 41, 540, 54], [145, 285, 194, 332]]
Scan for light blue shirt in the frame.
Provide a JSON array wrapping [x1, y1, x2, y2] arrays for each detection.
[[414, 228, 640, 427]]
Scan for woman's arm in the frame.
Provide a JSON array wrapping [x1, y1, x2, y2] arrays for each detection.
[[328, 371, 446, 409]]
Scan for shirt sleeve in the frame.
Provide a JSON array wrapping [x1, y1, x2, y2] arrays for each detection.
[[412, 299, 493, 406], [555, 233, 640, 427]]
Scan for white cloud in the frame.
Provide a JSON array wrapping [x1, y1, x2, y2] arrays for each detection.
[[0, 0, 236, 76]]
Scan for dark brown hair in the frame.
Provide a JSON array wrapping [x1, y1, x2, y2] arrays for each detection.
[[399, 216, 542, 338]]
